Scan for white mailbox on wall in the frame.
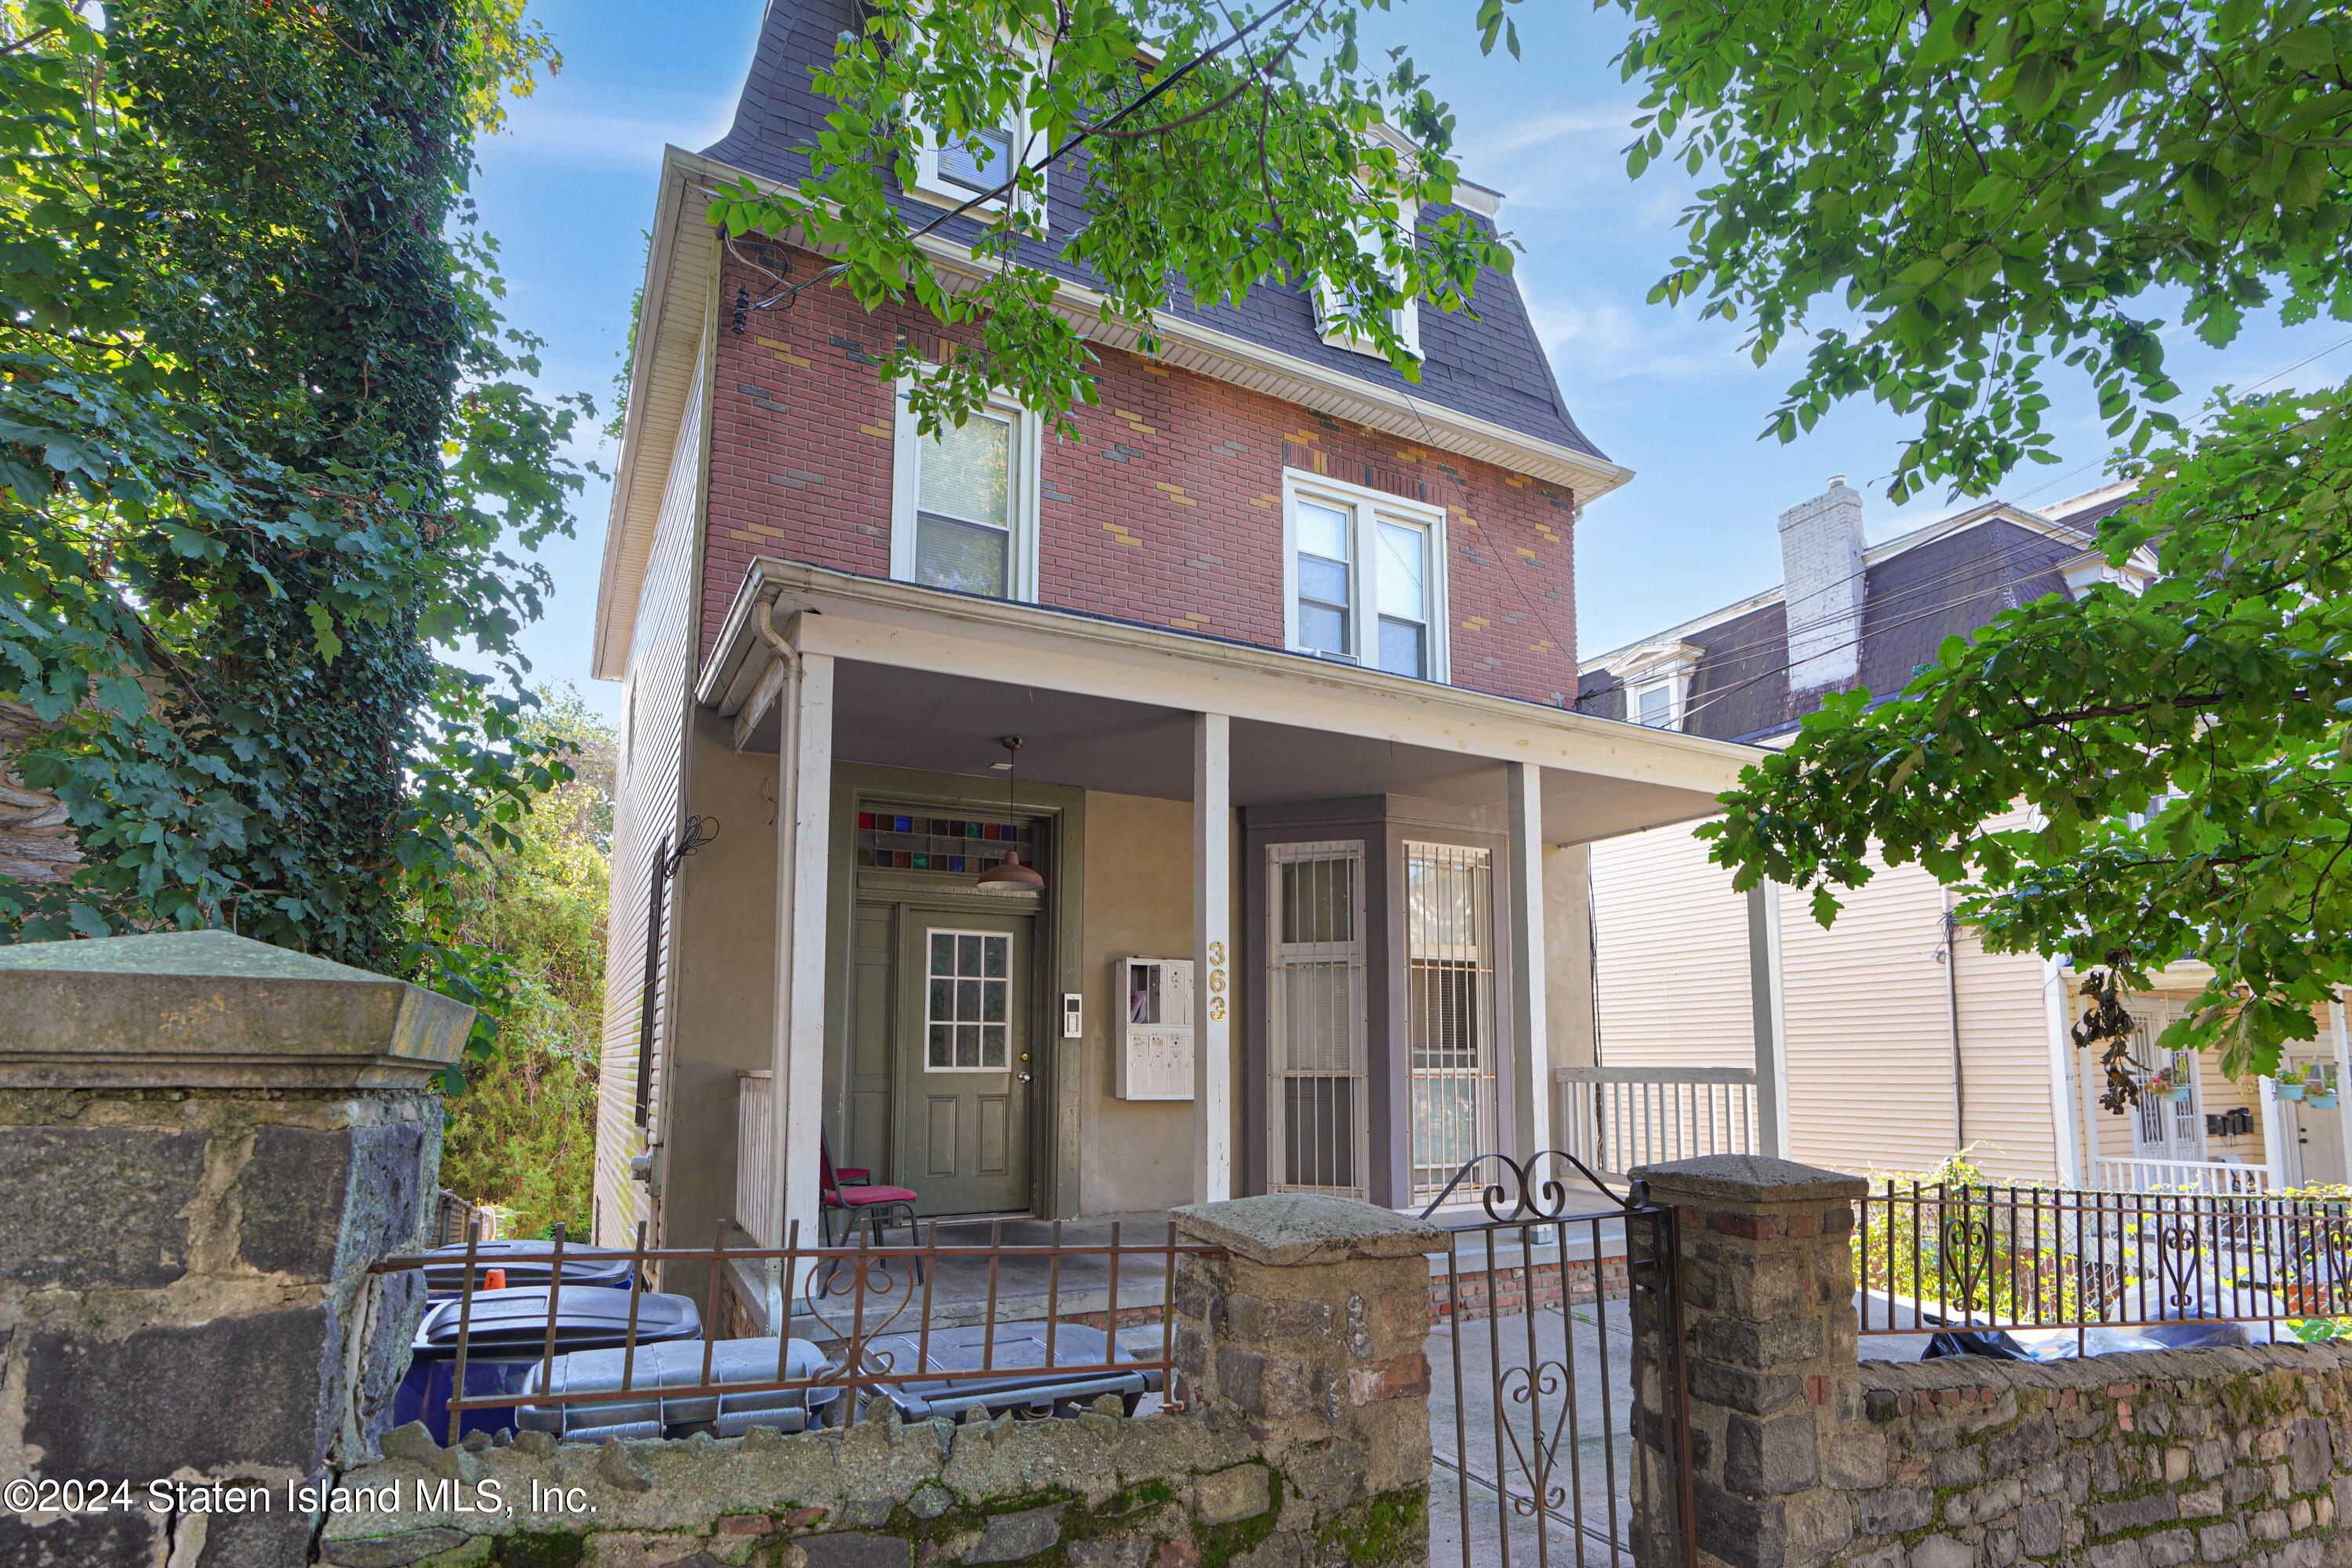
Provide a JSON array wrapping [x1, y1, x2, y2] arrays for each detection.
[[1114, 956, 1196, 1101]]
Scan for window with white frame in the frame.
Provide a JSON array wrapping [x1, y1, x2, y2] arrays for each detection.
[[1633, 678, 1679, 730], [1314, 218, 1420, 362], [891, 382, 1041, 601], [907, 36, 1043, 223], [1283, 472, 1446, 681]]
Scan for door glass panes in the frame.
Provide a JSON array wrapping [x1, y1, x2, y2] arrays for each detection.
[[1405, 842, 1498, 1202], [1375, 521, 1428, 677], [926, 928, 1011, 1069], [938, 123, 1015, 195], [915, 411, 1014, 597], [1294, 499, 1353, 656]]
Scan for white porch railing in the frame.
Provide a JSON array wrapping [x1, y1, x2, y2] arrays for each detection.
[[2091, 1156, 2273, 1195], [735, 1069, 779, 1246], [1554, 1065, 1760, 1181]]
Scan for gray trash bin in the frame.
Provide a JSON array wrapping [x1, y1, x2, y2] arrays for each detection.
[[519, 1337, 840, 1443], [854, 1321, 1159, 1423]]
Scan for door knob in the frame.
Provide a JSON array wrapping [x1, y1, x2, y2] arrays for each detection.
[[1018, 1073, 1033, 1083]]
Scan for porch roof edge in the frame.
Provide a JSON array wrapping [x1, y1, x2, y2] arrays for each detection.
[[697, 560, 1759, 835]]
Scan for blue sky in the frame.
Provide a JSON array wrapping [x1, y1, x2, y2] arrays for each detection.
[[474, 1, 2352, 720]]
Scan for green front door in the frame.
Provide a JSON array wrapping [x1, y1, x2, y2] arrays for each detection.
[[895, 912, 1033, 1215]]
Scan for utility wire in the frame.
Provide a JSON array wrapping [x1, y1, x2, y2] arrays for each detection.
[[729, 0, 1326, 313], [1609, 332, 2352, 728]]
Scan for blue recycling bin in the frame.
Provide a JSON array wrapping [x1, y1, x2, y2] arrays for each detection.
[[422, 1240, 639, 1299], [393, 1286, 700, 1443]]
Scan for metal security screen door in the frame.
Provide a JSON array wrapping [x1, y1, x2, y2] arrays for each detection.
[[1268, 841, 1368, 1196], [1406, 841, 1500, 1204]]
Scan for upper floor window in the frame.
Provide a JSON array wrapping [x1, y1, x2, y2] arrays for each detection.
[[1283, 471, 1447, 681], [1314, 219, 1420, 363], [891, 379, 1040, 601], [1634, 679, 1678, 729], [908, 34, 1043, 224]]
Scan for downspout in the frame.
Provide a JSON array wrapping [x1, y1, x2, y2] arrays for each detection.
[[1941, 901, 1965, 1155]]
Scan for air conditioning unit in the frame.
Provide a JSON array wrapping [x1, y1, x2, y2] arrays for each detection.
[[1113, 956, 1195, 1102]]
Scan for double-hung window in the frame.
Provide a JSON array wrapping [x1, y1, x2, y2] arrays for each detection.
[[1283, 471, 1446, 681], [1635, 680, 1677, 729], [891, 381, 1042, 601]]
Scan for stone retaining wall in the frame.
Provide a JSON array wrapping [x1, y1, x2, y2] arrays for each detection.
[[1843, 1348, 2350, 1568], [322, 1194, 1447, 1568], [1627, 1155, 2352, 1568], [321, 1403, 1352, 1567]]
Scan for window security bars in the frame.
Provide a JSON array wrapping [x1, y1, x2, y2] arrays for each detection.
[[1854, 1181, 2352, 1346], [372, 1221, 1222, 1449]]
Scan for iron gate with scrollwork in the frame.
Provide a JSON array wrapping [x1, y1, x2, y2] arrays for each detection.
[[1421, 1151, 1695, 1568]]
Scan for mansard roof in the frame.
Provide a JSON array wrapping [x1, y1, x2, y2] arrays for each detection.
[[703, 0, 1606, 461]]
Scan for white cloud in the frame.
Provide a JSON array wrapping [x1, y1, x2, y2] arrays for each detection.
[[1526, 298, 1748, 385], [483, 89, 735, 170]]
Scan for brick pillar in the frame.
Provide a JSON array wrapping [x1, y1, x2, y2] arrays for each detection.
[[1628, 1155, 1869, 1568], [0, 931, 467, 1566], [1171, 1193, 1447, 1563]]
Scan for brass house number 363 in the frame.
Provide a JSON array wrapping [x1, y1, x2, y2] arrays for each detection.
[[1206, 942, 1228, 1022]]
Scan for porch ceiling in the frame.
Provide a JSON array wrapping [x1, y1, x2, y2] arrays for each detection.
[[712, 561, 1757, 846]]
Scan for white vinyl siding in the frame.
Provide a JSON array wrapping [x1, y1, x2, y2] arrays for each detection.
[[1590, 813, 2062, 1184], [594, 339, 706, 1246]]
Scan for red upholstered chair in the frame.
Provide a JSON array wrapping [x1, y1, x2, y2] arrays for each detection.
[[819, 1136, 923, 1266]]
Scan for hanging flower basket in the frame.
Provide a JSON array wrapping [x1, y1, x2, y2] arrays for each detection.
[[2307, 1087, 2338, 1111], [2275, 1069, 2307, 1102], [2147, 1069, 2193, 1104]]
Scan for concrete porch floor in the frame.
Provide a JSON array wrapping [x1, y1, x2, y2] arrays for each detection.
[[790, 1187, 1639, 1332]]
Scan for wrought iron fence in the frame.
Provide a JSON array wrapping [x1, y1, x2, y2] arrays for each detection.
[[1420, 1151, 1697, 1568], [371, 1219, 1221, 1448], [1854, 1181, 2352, 1341]]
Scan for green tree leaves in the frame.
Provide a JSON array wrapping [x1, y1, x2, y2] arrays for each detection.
[[0, 1, 590, 1041], [699, 0, 1515, 435], [1610, 0, 2352, 502]]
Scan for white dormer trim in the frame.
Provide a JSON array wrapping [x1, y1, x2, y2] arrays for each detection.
[[1599, 640, 1702, 731], [1314, 216, 1419, 363], [906, 31, 1045, 227]]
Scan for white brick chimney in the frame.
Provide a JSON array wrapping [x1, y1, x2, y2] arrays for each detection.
[[1777, 476, 1866, 694]]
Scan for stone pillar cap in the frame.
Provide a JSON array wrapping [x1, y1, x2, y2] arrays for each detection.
[[1171, 1193, 1449, 1266], [0, 931, 473, 1090], [1632, 1153, 1867, 1204]]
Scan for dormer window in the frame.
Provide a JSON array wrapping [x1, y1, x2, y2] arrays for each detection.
[[1635, 680, 1677, 729], [1314, 219, 1420, 362], [908, 36, 1043, 224]]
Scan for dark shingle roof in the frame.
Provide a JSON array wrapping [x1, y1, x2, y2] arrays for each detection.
[[702, 0, 1606, 459], [1577, 509, 2106, 743]]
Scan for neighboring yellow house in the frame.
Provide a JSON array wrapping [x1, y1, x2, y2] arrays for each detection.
[[1576, 477, 2352, 1193]]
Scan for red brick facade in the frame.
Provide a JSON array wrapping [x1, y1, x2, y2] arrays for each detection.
[[702, 246, 1581, 705]]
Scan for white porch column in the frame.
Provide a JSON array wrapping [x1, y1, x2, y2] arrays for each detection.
[[1745, 882, 1793, 1160], [1505, 762, 1552, 1159], [1192, 712, 1232, 1203], [2042, 957, 2085, 1187], [2259, 1074, 2290, 1189], [771, 648, 835, 1290], [2333, 996, 2352, 1183]]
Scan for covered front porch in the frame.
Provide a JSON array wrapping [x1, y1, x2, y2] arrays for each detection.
[[657, 560, 1755, 1321], [2065, 964, 2352, 1195]]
